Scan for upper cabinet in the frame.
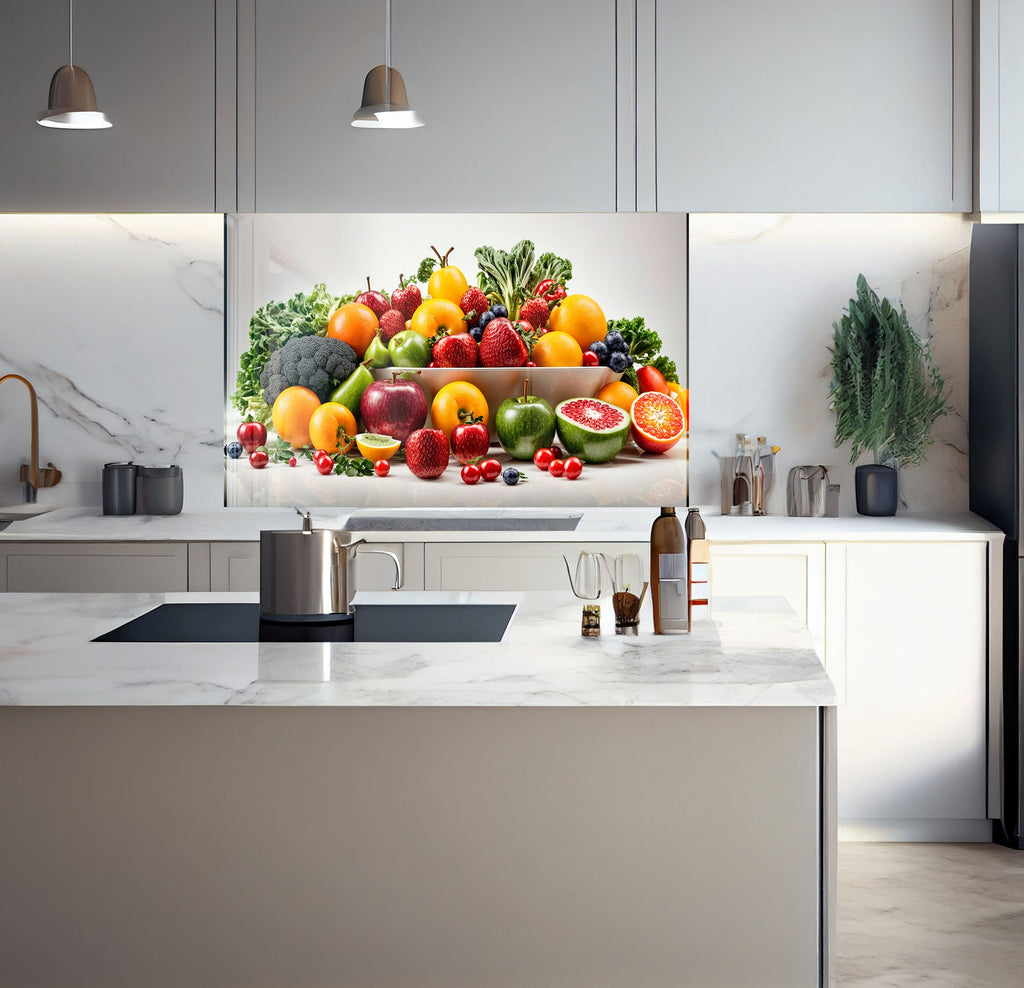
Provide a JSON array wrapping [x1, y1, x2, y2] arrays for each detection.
[[977, 0, 1024, 212], [0, 0, 216, 212], [654, 0, 972, 212], [246, 0, 617, 212]]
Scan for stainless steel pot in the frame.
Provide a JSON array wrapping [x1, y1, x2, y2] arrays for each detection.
[[259, 510, 401, 619]]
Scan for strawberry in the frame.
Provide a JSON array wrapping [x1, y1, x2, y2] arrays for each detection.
[[405, 428, 449, 479], [378, 308, 407, 344], [478, 318, 531, 368], [451, 412, 490, 464], [459, 287, 490, 326], [430, 331, 479, 368], [390, 275, 423, 320], [518, 296, 549, 331]]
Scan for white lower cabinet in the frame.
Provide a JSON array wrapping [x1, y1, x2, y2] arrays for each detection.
[[835, 541, 990, 841], [423, 541, 649, 592], [0, 543, 188, 593]]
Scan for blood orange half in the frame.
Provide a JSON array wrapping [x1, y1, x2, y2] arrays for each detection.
[[630, 391, 686, 454]]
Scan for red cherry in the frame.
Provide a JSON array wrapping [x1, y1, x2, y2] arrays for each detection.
[[582, 351, 600, 367], [525, 360, 537, 367], [533, 448, 554, 471], [288, 456, 297, 467], [428, 361, 437, 368], [248, 450, 269, 469], [316, 456, 334, 476], [549, 444, 563, 460], [564, 456, 583, 479], [548, 458, 565, 478], [313, 448, 330, 462], [461, 463, 481, 485], [374, 459, 390, 477], [480, 458, 502, 482]]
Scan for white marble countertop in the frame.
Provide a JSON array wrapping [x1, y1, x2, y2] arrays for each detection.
[[0, 505, 1003, 544], [0, 590, 835, 708]]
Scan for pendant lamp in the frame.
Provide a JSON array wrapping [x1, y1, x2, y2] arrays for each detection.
[[37, 0, 112, 129], [352, 0, 423, 129]]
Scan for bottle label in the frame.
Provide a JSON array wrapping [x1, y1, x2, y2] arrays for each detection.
[[658, 553, 687, 581]]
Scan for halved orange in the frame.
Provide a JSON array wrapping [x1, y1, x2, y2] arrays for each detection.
[[355, 433, 401, 461]]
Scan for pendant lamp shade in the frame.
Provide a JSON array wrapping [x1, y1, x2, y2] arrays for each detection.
[[351, 65, 424, 129], [37, 65, 111, 129]]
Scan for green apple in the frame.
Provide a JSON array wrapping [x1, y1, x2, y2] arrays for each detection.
[[495, 393, 556, 460], [388, 329, 431, 368]]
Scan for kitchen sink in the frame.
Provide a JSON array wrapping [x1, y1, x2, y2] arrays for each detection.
[[0, 503, 56, 522], [93, 601, 516, 644], [341, 508, 583, 532]]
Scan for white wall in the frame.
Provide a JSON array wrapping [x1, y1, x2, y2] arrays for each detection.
[[688, 214, 973, 515], [0, 215, 224, 510]]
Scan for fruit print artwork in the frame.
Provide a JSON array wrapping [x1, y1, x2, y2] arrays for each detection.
[[226, 224, 687, 509]]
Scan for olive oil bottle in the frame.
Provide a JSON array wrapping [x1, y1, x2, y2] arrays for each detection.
[[650, 506, 687, 634]]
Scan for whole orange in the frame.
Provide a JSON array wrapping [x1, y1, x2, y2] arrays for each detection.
[[308, 401, 357, 454], [272, 386, 322, 448], [596, 380, 640, 416], [327, 302, 379, 358], [410, 298, 467, 338], [666, 382, 689, 429], [548, 294, 607, 349], [430, 381, 489, 439], [530, 330, 584, 367]]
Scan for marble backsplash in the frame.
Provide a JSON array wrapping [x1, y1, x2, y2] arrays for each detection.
[[688, 214, 974, 515], [0, 215, 225, 511]]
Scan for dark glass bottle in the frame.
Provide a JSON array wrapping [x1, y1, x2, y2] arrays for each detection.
[[651, 506, 687, 634]]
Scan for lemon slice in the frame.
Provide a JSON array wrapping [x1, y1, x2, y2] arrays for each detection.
[[355, 433, 401, 461]]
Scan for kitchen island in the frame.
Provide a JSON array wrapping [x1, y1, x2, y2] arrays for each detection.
[[0, 590, 835, 988]]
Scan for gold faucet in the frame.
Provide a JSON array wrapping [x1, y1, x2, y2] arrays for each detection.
[[0, 374, 61, 503]]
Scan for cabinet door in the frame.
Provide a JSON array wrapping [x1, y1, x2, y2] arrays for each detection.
[[838, 541, 988, 838], [251, 0, 616, 211], [2, 543, 188, 593], [980, 0, 1024, 210], [656, 0, 971, 211], [424, 542, 648, 592], [209, 542, 261, 592], [0, 0, 215, 211], [708, 543, 825, 658]]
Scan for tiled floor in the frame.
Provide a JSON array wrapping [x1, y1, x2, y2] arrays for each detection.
[[836, 843, 1024, 987]]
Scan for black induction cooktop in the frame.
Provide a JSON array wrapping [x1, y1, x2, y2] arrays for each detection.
[[93, 602, 516, 644]]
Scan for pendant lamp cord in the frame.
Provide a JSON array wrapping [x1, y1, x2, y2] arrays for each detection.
[[69, 0, 74, 66], [384, 0, 391, 107]]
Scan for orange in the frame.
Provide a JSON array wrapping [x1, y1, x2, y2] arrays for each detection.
[[596, 380, 640, 416], [666, 382, 689, 429], [308, 402, 357, 454], [530, 330, 584, 368], [327, 302, 379, 357], [410, 298, 467, 338], [428, 265, 470, 306], [272, 386, 322, 448], [548, 294, 607, 349], [430, 381, 489, 439]]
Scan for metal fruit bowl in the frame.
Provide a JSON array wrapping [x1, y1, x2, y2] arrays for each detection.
[[373, 367, 624, 428]]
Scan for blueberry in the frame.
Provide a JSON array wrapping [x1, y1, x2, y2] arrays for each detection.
[[491, 304, 508, 318], [224, 441, 243, 459], [623, 354, 634, 369], [589, 341, 609, 362], [609, 351, 629, 373], [606, 333, 628, 354], [502, 467, 520, 486], [469, 325, 484, 342], [479, 310, 495, 328]]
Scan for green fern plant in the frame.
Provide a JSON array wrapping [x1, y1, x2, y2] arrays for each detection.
[[829, 274, 946, 466]]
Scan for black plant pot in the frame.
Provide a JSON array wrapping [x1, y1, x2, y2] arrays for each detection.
[[855, 464, 898, 516]]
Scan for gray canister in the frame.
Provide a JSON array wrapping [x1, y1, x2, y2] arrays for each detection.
[[136, 465, 184, 515], [102, 462, 138, 515]]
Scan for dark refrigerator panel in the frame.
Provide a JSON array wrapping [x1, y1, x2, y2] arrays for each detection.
[[969, 223, 1021, 541]]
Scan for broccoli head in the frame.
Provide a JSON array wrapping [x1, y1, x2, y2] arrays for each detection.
[[260, 335, 360, 405]]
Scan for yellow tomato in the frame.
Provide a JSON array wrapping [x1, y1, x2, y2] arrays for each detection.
[[409, 298, 468, 338], [428, 265, 469, 306]]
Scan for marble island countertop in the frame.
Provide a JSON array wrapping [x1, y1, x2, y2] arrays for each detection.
[[0, 505, 1003, 544], [0, 590, 835, 708]]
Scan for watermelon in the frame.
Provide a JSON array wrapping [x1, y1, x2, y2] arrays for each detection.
[[554, 397, 630, 463]]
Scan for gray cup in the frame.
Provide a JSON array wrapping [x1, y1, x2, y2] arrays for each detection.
[[102, 462, 137, 515], [136, 465, 183, 515]]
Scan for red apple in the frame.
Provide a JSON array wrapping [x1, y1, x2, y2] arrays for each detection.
[[359, 376, 428, 445], [355, 276, 390, 318]]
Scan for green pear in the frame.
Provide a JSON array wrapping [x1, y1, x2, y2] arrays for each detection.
[[364, 333, 391, 369], [329, 361, 375, 418]]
